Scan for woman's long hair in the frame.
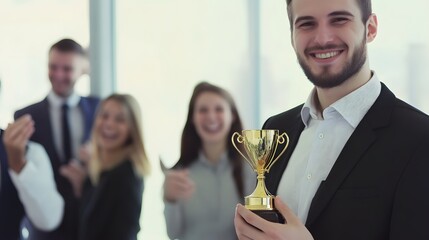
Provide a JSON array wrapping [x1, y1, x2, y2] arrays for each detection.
[[174, 82, 245, 198], [89, 94, 150, 184]]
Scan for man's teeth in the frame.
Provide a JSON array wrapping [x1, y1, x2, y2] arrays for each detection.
[[315, 51, 339, 59]]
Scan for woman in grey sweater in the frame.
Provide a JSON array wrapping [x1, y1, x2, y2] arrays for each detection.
[[163, 82, 254, 240]]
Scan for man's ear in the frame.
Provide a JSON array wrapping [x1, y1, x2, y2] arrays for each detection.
[[366, 14, 378, 43]]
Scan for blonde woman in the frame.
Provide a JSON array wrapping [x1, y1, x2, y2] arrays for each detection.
[[78, 94, 150, 240]]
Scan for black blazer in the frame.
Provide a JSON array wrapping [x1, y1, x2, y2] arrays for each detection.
[[79, 160, 143, 240], [0, 130, 25, 240], [14, 96, 99, 240], [264, 83, 429, 240]]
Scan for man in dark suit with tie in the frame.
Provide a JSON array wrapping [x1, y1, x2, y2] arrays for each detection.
[[234, 0, 429, 239], [15, 39, 99, 240]]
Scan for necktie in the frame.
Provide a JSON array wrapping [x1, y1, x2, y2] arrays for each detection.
[[62, 103, 72, 163]]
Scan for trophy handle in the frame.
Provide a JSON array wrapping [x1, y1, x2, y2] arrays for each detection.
[[266, 132, 290, 172], [231, 132, 256, 170]]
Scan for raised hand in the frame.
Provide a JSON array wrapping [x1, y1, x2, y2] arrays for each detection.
[[78, 142, 92, 165], [3, 114, 35, 172], [163, 169, 195, 203]]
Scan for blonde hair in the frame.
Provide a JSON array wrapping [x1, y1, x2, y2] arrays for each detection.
[[89, 94, 150, 184]]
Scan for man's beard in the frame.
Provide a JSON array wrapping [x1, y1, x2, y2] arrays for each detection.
[[297, 36, 367, 89]]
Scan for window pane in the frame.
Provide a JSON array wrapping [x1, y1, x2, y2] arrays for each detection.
[[370, 0, 429, 113], [0, 0, 90, 127], [260, 1, 311, 121], [116, 1, 250, 239]]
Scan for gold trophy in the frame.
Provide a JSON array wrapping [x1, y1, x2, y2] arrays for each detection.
[[232, 129, 289, 223]]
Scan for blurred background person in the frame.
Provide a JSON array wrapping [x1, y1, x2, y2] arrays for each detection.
[[163, 82, 254, 240], [78, 94, 150, 240], [14, 38, 100, 240], [0, 80, 63, 239]]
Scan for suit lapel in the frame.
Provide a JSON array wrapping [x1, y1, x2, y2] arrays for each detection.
[[305, 83, 395, 226], [39, 98, 62, 168], [78, 97, 93, 143], [305, 123, 376, 226]]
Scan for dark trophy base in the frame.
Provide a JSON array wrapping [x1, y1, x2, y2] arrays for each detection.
[[252, 209, 285, 224]]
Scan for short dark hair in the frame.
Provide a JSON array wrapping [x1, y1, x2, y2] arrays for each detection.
[[49, 38, 85, 56], [286, 0, 372, 29]]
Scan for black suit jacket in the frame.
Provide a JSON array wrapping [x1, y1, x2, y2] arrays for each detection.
[[78, 160, 143, 240], [264, 83, 429, 240], [14, 96, 99, 240]]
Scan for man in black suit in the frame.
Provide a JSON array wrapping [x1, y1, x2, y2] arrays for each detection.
[[15, 39, 99, 240], [234, 0, 429, 239]]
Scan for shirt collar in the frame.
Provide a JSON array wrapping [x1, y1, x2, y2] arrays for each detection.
[[301, 72, 381, 128], [198, 151, 229, 169], [47, 90, 81, 108], [301, 88, 320, 126]]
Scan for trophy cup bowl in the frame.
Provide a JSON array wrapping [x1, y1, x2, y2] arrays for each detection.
[[232, 129, 289, 223]]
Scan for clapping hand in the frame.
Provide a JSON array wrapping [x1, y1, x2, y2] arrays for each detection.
[[163, 169, 195, 203], [3, 115, 34, 173], [60, 144, 91, 198]]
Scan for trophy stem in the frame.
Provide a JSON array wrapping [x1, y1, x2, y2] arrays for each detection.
[[245, 173, 275, 210]]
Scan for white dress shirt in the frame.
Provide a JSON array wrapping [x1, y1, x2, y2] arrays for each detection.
[[277, 73, 381, 224], [7, 141, 64, 230], [47, 91, 84, 162]]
